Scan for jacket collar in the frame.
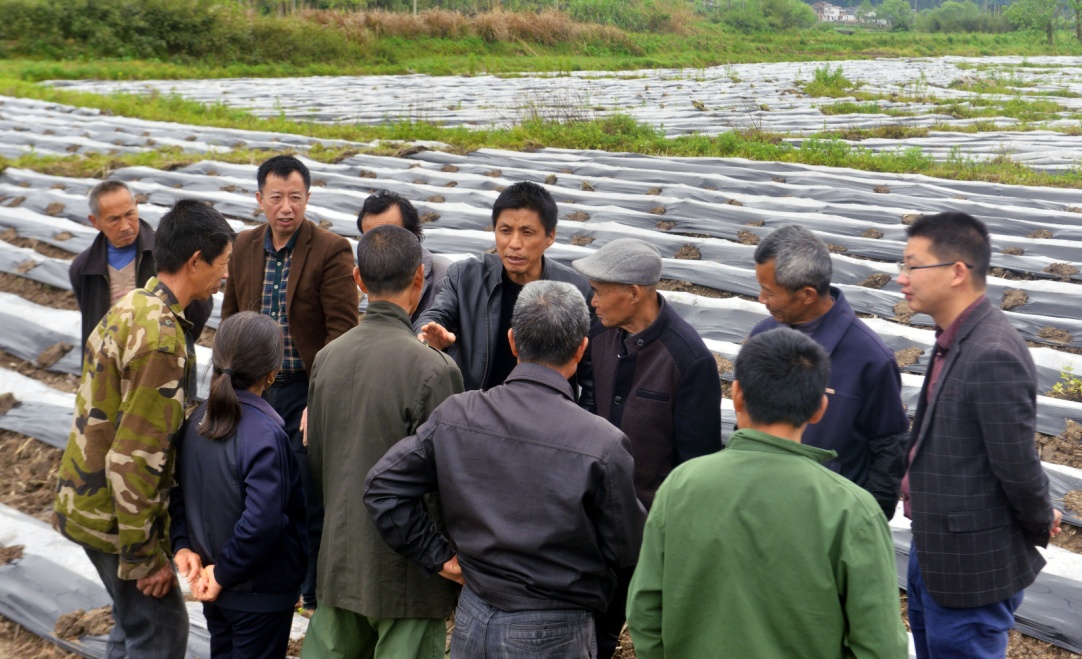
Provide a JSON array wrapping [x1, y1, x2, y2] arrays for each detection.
[[82, 218, 155, 276], [728, 428, 838, 464], [146, 276, 193, 331], [236, 389, 285, 428], [421, 246, 434, 297], [621, 293, 673, 354], [502, 362, 575, 401], [362, 300, 414, 332], [481, 253, 556, 291], [793, 287, 854, 356], [254, 220, 314, 306]]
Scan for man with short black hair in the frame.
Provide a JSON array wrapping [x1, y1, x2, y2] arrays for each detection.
[[222, 154, 358, 609], [303, 225, 463, 658], [357, 189, 448, 322], [367, 280, 644, 658], [899, 212, 1061, 658], [749, 225, 909, 520], [55, 199, 235, 659], [415, 181, 592, 393], [70, 179, 212, 348], [627, 327, 908, 659], [572, 237, 721, 658]]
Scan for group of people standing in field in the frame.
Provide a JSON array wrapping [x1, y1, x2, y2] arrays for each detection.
[[53, 153, 1062, 659]]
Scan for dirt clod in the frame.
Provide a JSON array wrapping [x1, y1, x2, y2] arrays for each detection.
[[861, 228, 883, 239], [893, 300, 915, 324], [580, 180, 596, 192], [0, 393, 16, 416], [745, 219, 765, 227], [772, 176, 787, 183], [569, 234, 594, 246], [0, 544, 23, 565], [656, 220, 676, 231], [419, 212, 440, 224], [566, 210, 590, 222], [873, 184, 890, 194], [544, 174, 558, 185], [486, 169, 502, 178], [44, 202, 65, 217], [895, 346, 925, 368], [358, 170, 377, 179], [725, 198, 743, 206], [1002, 246, 1025, 256], [1065, 489, 1082, 516], [36, 343, 72, 369], [1028, 229, 1054, 239], [646, 187, 662, 195], [54, 607, 114, 640], [859, 273, 892, 289], [827, 243, 848, 254], [443, 181, 458, 188], [318, 220, 333, 230], [996, 286, 1031, 310], [440, 165, 459, 173], [675, 245, 701, 260], [1044, 263, 1079, 280], [649, 206, 666, 215], [901, 214, 922, 225], [1037, 326, 1073, 344], [737, 230, 759, 245], [426, 195, 446, 203]]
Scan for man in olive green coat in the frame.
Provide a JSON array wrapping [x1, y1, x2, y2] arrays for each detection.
[[303, 225, 464, 658]]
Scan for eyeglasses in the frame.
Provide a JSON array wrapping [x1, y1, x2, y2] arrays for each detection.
[[897, 261, 972, 276]]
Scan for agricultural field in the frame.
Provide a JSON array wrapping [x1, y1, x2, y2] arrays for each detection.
[[0, 19, 1081, 656]]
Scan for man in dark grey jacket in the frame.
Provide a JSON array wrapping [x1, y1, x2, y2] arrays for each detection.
[[367, 280, 645, 659], [71, 179, 211, 348], [414, 181, 592, 393], [303, 225, 463, 658]]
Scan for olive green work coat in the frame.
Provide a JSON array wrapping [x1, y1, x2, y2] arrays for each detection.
[[307, 301, 464, 619]]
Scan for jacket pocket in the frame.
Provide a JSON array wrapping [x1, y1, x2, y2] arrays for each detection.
[[947, 506, 1011, 532], [636, 389, 670, 402]]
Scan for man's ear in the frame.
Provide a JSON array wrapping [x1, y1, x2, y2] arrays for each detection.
[[88, 215, 101, 231], [187, 250, 204, 272], [508, 328, 518, 358], [732, 381, 745, 415], [545, 230, 556, 248], [808, 394, 829, 425], [573, 336, 589, 363], [799, 286, 819, 307], [354, 266, 368, 294], [413, 263, 425, 290]]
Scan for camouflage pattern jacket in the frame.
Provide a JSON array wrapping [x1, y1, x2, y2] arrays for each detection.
[[54, 277, 194, 580]]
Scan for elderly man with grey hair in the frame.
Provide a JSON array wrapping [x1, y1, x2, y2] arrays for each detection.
[[749, 225, 908, 520], [70, 179, 212, 348], [365, 280, 645, 659], [572, 237, 721, 658]]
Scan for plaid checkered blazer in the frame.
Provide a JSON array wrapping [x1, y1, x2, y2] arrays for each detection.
[[907, 297, 1054, 608]]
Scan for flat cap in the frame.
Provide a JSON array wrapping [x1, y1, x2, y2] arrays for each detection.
[[572, 238, 662, 285]]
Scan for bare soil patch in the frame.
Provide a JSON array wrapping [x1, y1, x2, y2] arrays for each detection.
[[859, 273, 891, 289], [861, 228, 884, 239], [0, 430, 62, 522], [657, 279, 735, 299], [1065, 489, 1082, 516], [736, 230, 759, 245], [0, 617, 77, 659], [893, 299, 914, 324], [567, 210, 590, 222], [569, 234, 594, 246], [674, 244, 700, 260], [1050, 519, 1082, 553], [714, 354, 734, 399], [991, 267, 1038, 281], [1036, 422, 1082, 470], [1001, 289, 1030, 311], [1038, 327, 1073, 344], [0, 543, 24, 564], [895, 346, 925, 368], [1, 229, 78, 260], [1029, 229, 1055, 239], [0, 272, 77, 310], [1045, 263, 1080, 281], [1003, 246, 1025, 256], [0, 349, 79, 393]]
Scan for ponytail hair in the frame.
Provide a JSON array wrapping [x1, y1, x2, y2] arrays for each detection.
[[198, 311, 283, 441]]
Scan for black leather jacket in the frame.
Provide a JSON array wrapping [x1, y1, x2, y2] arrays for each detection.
[[413, 253, 594, 398]]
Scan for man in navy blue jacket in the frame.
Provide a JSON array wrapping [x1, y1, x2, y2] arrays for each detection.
[[749, 225, 909, 520]]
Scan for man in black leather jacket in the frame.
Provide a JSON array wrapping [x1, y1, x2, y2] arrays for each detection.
[[414, 181, 592, 394]]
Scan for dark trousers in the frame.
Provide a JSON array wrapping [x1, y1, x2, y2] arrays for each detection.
[[265, 378, 322, 607], [594, 565, 634, 659], [907, 546, 1023, 659], [204, 603, 294, 659], [83, 547, 189, 659]]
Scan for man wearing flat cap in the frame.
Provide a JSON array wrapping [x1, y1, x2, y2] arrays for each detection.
[[573, 238, 722, 659]]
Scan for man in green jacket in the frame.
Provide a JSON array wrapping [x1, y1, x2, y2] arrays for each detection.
[[627, 327, 907, 659], [303, 225, 464, 658], [54, 199, 235, 659]]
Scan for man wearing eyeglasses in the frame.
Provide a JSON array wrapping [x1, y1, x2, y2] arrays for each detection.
[[899, 212, 1061, 658], [749, 225, 908, 521]]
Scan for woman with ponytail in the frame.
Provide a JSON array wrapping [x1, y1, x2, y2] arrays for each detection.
[[169, 311, 307, 658]]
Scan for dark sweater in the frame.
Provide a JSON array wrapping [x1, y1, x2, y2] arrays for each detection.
[[170, 390, 307, 612]]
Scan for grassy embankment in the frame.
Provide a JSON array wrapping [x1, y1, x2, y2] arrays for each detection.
[[5, 8, 1082, 188]]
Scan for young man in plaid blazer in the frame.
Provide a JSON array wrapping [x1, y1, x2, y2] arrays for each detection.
[[898, 211, 1062, 658]]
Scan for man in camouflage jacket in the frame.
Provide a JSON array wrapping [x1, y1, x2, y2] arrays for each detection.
[[54, 200, 234, 659]]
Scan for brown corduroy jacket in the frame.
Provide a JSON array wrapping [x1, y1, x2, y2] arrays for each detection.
[[221, 219, 358, 373]]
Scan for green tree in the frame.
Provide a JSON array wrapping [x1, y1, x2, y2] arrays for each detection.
[[877, 0, 913, 30], [1066, 0, 1082, 41], [1005, 0, 1059, 45]]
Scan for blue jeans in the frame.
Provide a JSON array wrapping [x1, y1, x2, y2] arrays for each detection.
[[266, 378, 322, 608], [452, 585, 596, 659], [84, 547, 189, 659], [907, 547, 1023, 659]]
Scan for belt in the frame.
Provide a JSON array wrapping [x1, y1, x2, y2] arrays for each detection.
[[272, 371, 308, 386]]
